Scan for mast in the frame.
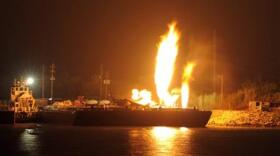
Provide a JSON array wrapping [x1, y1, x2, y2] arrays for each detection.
[[99, 64, 103, 100], [41, 64, 45, 98], [50, 63, 56, 100], [220, 74, 224, 107], [213, 30, 217, 95], [104, 71, 111, 100]]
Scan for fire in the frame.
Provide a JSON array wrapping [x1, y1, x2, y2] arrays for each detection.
[[131, 21, 195, 108], [181, 63, 196, 108], [131, 89, 153, 105], [154, 22, 179, 107]]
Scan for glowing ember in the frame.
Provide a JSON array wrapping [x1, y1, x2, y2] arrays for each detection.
[[131, 89, 153, 105], [154, 22, 179, 107], [181, 63, 196, 108]]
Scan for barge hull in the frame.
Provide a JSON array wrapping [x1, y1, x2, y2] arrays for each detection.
[[74, 109, 212, 127], [37, 111, 76, 125]]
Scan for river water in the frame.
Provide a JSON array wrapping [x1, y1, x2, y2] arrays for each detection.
[[1, 125, 280, 156]]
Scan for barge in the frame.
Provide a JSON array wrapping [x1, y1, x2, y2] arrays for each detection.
[[74, 108, 211, 127]]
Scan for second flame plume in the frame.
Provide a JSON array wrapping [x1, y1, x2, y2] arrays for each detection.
[[181, 63, 196, 108]]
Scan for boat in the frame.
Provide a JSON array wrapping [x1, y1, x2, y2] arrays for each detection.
[[10, 79, 38, 123], [73, 99, 211, 127], [37, 99, 211, 127]]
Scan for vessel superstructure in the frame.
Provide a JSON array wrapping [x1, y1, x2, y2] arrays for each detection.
[[11, 79, 38, 122]]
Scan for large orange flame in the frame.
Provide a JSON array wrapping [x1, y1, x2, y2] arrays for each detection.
[[131, 21, 195, 109], [154, 22, 179, 107]]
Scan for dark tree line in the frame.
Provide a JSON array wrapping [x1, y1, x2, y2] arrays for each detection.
[[224, 81, 280, 109]]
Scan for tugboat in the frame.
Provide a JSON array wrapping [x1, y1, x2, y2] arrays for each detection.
[[11, 79, 38, 122]]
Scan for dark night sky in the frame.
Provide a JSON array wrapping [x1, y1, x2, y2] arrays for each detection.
[[0, 0, 279, 99]]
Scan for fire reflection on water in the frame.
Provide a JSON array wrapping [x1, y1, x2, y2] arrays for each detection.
[[129, 127, 192, 155], [152, 127, 177, 141], [19, 129, 40, 154]]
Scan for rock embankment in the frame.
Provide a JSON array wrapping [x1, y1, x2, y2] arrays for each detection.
[[207, 110, 280, 127]]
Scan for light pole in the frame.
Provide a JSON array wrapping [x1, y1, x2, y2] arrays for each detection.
[[41, 65, 45, 99], [218, 74, 224, 108], [50, 63, 56, 101]]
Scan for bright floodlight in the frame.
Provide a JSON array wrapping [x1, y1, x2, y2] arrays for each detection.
[[26, 77, 34, 85]]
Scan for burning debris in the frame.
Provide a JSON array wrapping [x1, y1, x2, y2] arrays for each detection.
[[131, 22, 195, 108], [131, 89, 155, 105]]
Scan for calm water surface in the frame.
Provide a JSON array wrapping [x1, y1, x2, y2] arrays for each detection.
[[1, 125, 280, 156]]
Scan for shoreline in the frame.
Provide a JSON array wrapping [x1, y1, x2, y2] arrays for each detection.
[[207, 110, 280, 128]]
